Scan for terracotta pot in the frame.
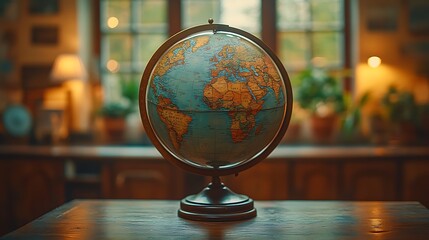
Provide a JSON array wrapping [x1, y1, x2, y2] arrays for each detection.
[[103, 117, 126, 141], [388, 121, 416, 145], [310, 114, 337, 144]]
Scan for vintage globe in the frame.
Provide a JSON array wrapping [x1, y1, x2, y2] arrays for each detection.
[[139, 21, 292, 221], [140, 21, 292, 221]]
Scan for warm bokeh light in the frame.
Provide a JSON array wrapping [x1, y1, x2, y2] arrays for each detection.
[[311, 57, 327, 67], [367, 56, 381, 68], [107, 17, 119, 28], [106, 59, 120, 73], [106, 59, 119, 73]]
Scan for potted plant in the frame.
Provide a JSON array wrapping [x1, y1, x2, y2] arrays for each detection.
[[381, 85, 418, 145], [99, 102, 133, 140], [99, 78, 139, 141], [295, 68, 346, 143]]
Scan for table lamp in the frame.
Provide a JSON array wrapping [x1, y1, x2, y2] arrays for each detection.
[[50, 54, 88, 134]]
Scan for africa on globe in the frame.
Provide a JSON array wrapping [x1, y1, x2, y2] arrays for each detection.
[[140, 23, 292, 176]]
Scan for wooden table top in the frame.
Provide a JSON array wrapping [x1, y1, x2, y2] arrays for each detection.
[[2, 200, 429, 240]]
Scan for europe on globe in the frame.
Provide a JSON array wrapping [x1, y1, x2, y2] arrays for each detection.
[[141, 25, 291, 174]]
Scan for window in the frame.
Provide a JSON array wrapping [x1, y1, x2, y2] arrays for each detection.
[[99, 0, 346, 101], [100, 0, 168, 102], [277, 0, 344, 71]]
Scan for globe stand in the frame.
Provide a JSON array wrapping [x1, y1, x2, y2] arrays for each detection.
[[178, 176, 256, 221]]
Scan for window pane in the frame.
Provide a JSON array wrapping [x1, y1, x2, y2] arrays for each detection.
[[104, 34, 132, 71], [277, 0, 310, 30], [136, 33, 167, 70], [182, 0, 260, 35], [134, 0, 167, 30], [102, 73, 124, 102], [219, 0, 260, 34], [102, 73, 141, 103], [278, 32, 308, 69], [312, 32, 341, 66], [311, 0, 342, 28], [102, 0, 131, 30], [182, 0, 220, 28]]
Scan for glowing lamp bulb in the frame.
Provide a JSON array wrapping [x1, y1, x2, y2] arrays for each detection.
[[368, 56, 381, 68]]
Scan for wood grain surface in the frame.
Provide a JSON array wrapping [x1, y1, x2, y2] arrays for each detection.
[[2, 200, 429, 239]]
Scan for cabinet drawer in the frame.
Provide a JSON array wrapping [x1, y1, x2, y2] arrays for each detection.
[[109, 161, 184, 199], [292, 162, 339, 200], [221, 161, 288, 200], [403, 160, 429, 208], [342, 161, 398, 201]]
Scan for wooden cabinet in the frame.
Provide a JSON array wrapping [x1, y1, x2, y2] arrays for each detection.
[[221, 161, 289, 200], [291, 162, 339, 200], [342, 161, 398, 201], [0, 159, 64, 236], [403, 160, 429, 207], [0, 161, 8, 236], [1, 146, 429, 235], [106, 161, 184, 200]]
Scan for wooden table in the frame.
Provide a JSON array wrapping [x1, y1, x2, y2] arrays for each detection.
[[2, 200, 429, 239]]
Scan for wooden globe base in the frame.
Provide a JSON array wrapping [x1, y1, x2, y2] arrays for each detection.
[[178, 176, 256, 221]]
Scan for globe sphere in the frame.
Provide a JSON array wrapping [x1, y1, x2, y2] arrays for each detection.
[[140, 24, 292, 176]]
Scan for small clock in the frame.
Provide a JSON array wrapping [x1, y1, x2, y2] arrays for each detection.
[[2, 104, 32, 137]]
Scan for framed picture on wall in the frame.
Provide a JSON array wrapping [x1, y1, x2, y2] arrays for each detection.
[[21, 65, 58, 89], [0, 29, 17, 86], [31, 26, 59, 45], [0, 0, 18, 20], [409, 0, 429, 34], [366, 3, 399, 32], [29, 0, 59, 15]]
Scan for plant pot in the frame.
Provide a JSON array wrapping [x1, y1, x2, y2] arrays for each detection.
[[310, 114, 337, 144], [102, 117, 126, 141], [388, 121, 416, 146]]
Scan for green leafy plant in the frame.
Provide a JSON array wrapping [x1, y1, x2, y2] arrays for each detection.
[[99, 102, 133, 118], [99, 78, 140, 118], [120, 79, 139, 107], [381, 85, 418, 124], [341, 91, 370, 139], [295, 68, 346, 116]]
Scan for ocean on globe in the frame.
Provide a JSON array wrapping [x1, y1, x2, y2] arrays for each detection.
[[145, 31, 287, 170]]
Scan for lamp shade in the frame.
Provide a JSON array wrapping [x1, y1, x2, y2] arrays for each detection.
[[50, 54, 87, 82]]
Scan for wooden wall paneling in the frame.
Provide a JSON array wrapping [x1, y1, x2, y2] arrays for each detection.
[[403, 160, 429, 208], [221, 161, 288, 200], [110, 161, 184, 200], [342, 160, 398, 201], [291, 161, 340, 200]]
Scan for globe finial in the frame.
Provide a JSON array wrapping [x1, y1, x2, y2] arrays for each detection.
[[208, 18, 214, 24]]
